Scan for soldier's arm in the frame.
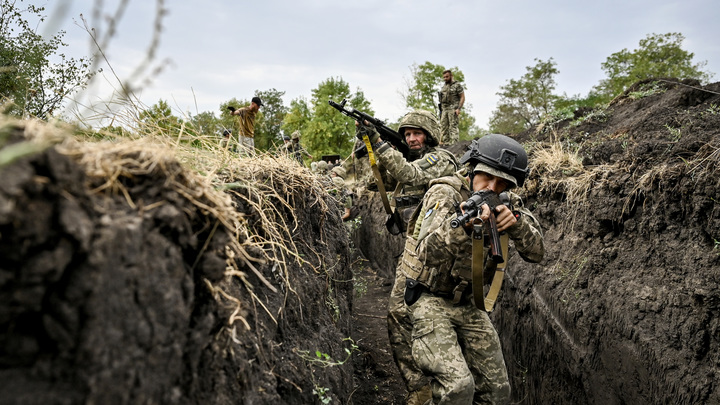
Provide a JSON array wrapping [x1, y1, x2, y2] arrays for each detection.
[[505, 193, 544, 263], [414, 185, 467, 267], [375, 146, 455, 187]]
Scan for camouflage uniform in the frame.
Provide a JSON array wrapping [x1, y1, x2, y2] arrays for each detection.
[[400, 172, 544, 404], [439, 80, 464, 145], [368, 117, 458, 400], [281, 131, 311, 167]]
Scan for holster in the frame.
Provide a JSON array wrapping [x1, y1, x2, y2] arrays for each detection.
[[404, 278, 425, 306]]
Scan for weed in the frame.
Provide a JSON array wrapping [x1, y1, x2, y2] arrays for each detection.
[[297, 338, 359, 404], [570, 108, 608, 127], [664, 124, 682, 142], [628, 81, 666, 100], [714, 239, 720, 255], [312, 385, 332, 404], [704, 104, 720, 116], [353, 273, 368, 298]]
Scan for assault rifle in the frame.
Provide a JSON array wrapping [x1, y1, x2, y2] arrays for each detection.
[[329, 99, 409, 157], [451, 190, 508, 263], [437, 91, 443, 115]]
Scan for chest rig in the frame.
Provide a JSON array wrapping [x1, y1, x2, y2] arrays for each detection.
[[400, 182, 510, 311]]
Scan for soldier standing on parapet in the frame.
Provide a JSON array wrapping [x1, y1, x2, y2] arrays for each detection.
[[227, 96, 262, 154], [438, 69, 465, 145]]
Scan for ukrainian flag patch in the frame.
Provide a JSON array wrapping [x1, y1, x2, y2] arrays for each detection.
[[425, 154, 439, 165]]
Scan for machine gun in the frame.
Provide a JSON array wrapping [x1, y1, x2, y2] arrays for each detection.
[[329, 99, 409, 157], [450, 190, 508, 263]]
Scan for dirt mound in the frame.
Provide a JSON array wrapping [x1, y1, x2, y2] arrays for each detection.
[[0, 119, 355, 404], [497, 78, 720, 404]]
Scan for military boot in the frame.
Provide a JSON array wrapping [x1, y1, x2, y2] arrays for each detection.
[[406, 384, 432, 405]]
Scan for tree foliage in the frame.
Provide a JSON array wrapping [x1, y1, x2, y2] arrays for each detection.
[[283, 77, 371, 159], [592, 32, 713, 102], [0, 0, 95, 119], [488, 58, 560, 134], [253, 88, 288, 151], [138, 99, 182, 134]]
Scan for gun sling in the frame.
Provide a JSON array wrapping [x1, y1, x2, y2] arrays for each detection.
[[471, 220, 510, 312], [361, 134, 402, 235]]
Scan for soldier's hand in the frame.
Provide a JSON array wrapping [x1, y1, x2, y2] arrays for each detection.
[[227, 106, 236, 113], [494, 205, 517, 232], [355, 121, 380, 144]]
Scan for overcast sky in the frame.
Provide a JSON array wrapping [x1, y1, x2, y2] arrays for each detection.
[[46, 0, 720, 128]]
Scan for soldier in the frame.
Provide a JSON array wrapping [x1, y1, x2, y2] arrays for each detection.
[[438, 69, 465, 145], [356, 110, 458, 405], [399, 134, 545, 404], [227, 96, 262, 154], [329, 166, 354, 221], [281, 130, 313, 166]]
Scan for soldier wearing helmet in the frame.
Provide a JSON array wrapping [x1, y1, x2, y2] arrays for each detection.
[[356, 109, 459, 405], [280, 130, 312, 167], [396, 134, 544, 404]]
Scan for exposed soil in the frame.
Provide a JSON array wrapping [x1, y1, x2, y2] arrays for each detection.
[[1, 77, 720, 404]]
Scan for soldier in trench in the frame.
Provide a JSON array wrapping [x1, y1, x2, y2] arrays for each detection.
[[398, 134, 544, 404], [355, 110, 458, 405]]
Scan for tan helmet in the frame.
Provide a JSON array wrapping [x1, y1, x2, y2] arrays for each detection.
[[331, 166, 346, 179], [398, 110, 440, 147], [316, 160, 329, 172], [291, 130, 300, 140]]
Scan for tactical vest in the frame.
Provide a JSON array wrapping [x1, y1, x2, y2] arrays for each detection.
[[390, 148, 458, 231], [398, 177, 507, 301]]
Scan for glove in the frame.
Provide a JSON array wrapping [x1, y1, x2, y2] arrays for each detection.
[[227, 106, 236, 113], [355, 123, 380, 144]]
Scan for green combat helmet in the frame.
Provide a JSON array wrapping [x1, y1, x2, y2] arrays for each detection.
[[459, 134, 528, 188], [398, 110, 441, 147], [291, 130, 301, 140]]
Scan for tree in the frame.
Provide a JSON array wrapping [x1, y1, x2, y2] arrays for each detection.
[[138, 99, 182, 134], [402, 61, 480, 140], [0, 0, 95, 119], [488, 58, 560, 134], [253, 88, 288, 151], [284, 77, 371, 159], [188, 110, 221, 137], [592, 32, 713, 102], [402, 62, 464, 112]]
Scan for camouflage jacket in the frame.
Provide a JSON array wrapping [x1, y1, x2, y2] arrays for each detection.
[[401, 172, 544, 291], [440, 81, 464, 110], [375, 142, 458, 208]]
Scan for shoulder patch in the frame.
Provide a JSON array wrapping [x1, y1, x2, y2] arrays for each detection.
[[418, 154, 439, 169]]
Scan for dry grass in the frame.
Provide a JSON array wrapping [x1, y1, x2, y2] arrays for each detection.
[[528, 140, 616, 230], [3, 112, 336, 334]]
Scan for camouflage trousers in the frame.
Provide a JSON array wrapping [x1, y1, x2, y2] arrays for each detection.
[[409, 294, 510, 405], [439, 109, 459, 145], [387, 267, 428, 392]]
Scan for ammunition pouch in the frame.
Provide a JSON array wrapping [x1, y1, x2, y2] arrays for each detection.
[[399, 238, 473, 305], [394, 195, 422, 208]]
